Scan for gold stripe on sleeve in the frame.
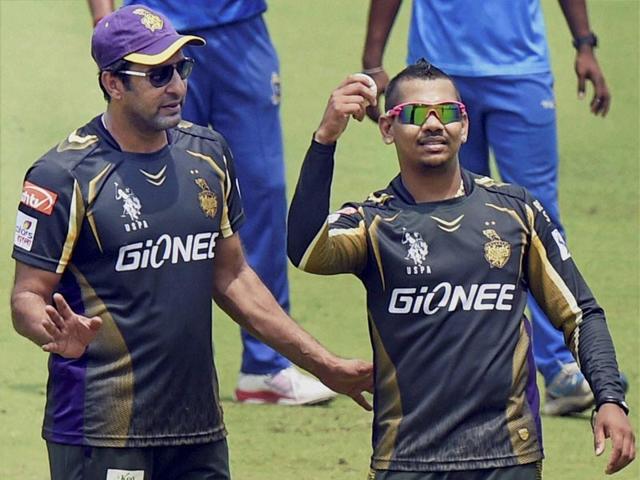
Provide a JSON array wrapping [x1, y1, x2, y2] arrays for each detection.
[[528, 226, 582, 354], [300, 220, 367, 274], [56, 180, 84, 273]]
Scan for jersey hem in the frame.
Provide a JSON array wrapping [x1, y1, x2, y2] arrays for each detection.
[[371, 450, 543, 472], [43, 426, 227, 447]]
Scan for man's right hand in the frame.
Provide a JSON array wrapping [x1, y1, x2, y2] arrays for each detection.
[[42, 293, 102, 358], [314, 73, 378, 145]]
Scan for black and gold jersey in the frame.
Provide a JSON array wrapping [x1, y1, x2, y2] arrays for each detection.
[[288, 140, 625, 472], [13, 116, 244, 447]]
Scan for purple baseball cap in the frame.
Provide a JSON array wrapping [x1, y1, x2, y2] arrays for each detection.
[[91, 5, 205, 70]]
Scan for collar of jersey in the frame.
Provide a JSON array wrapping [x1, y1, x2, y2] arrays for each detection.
[[390, 169, 474, 206]]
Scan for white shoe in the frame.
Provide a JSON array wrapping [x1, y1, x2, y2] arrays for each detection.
[[543, 362, 594, 416], [234, 366, 337, 405]]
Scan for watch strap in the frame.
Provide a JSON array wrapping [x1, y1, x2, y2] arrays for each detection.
[[573, 32, 598, 50]]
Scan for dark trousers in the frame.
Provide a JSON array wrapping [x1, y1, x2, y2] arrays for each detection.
[[47, 439, 231, 480]]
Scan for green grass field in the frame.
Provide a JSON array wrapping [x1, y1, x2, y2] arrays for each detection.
[[0, 1, 638, 478]]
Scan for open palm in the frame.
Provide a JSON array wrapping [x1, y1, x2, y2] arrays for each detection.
[[42, 293, 102, 358]]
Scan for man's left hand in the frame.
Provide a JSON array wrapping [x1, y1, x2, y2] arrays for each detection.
[[593, 403, 636, 474], [575, 50, 611, 116]]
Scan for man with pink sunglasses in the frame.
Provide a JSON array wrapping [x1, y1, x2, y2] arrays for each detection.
[[287, 60, 634, 479], [361, 0, 615, 417]]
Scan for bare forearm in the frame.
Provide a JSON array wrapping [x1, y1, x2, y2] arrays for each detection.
[[362, 0, 403, 69], [87, 0, 114, 25], [214, 265, 337, 378], [11, 291, 52, 347], [558, 0, 592, 39]]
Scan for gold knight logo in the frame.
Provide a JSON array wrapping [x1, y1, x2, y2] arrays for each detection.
[[483, 229, 511, 268], [133, 8, 163, 32], [195, 178, 218, 219]]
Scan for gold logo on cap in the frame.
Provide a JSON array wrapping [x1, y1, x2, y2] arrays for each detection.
[[195, 178, 218, 219], [483, 228, 511, 268], [133, 8, 164, 32]]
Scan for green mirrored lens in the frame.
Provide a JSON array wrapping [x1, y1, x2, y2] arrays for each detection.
[[398, 104, 462, 125]]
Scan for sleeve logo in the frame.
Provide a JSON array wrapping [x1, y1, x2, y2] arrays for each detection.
[[551, 229, 571, 261], [20, 181, 58, 215], [14, 211, 38, 251]]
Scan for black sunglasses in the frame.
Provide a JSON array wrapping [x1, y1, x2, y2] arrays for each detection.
[[118, 57, 195, 88]]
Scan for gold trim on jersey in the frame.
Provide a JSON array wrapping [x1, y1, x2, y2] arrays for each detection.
[[87, 164, 113, 253], [366, 191, 393, 205], [528, 219, 582, 355], [369, 216, 386, 290], [369, 313, 402, 469], [139, 165, 167, 186], [69, 264, 134, 447], [485, 203, 529, 234], [186, 150, 234, 237], [299, 220, 367, 274], [56, 130, 99, 152], [431, 214, 464, 232], [474, 176, 507, 188], [506, 319, 541, 460], [56, 180, 84, 273]]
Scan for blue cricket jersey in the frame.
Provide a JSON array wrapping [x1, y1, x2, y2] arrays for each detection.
[[123, 0, 267, 31], [408, 0, 551, 76]]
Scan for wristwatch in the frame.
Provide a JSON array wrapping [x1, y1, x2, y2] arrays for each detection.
[[596, 397, 630, 415], [572, 32, 598, 50]]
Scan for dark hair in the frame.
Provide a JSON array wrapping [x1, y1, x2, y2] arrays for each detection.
[[384, 58, 461, 112], [98, 59, 133, 102]]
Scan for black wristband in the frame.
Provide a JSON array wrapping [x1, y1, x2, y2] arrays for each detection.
[[572, 33, 598, 50], [596, 397, 629, 415]]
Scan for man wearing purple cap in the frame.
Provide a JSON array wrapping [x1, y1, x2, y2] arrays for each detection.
[[10, 6, 373, 479], [87, 0, 335, 408]]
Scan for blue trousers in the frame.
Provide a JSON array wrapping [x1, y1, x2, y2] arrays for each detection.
[[182, 15, 290, 374], [454, 73, 575, 384]]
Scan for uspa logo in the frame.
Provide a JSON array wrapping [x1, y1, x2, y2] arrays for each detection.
[[14, 211, 38, 251], [21, 181, 58, 215]]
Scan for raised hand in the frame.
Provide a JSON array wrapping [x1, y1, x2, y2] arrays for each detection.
[[314, 73, 378, 145], [42, 293, 102, 358]]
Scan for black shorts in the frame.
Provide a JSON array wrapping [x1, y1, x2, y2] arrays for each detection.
[[369, 462, 542, 480], [47, 439, 230, 480]]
